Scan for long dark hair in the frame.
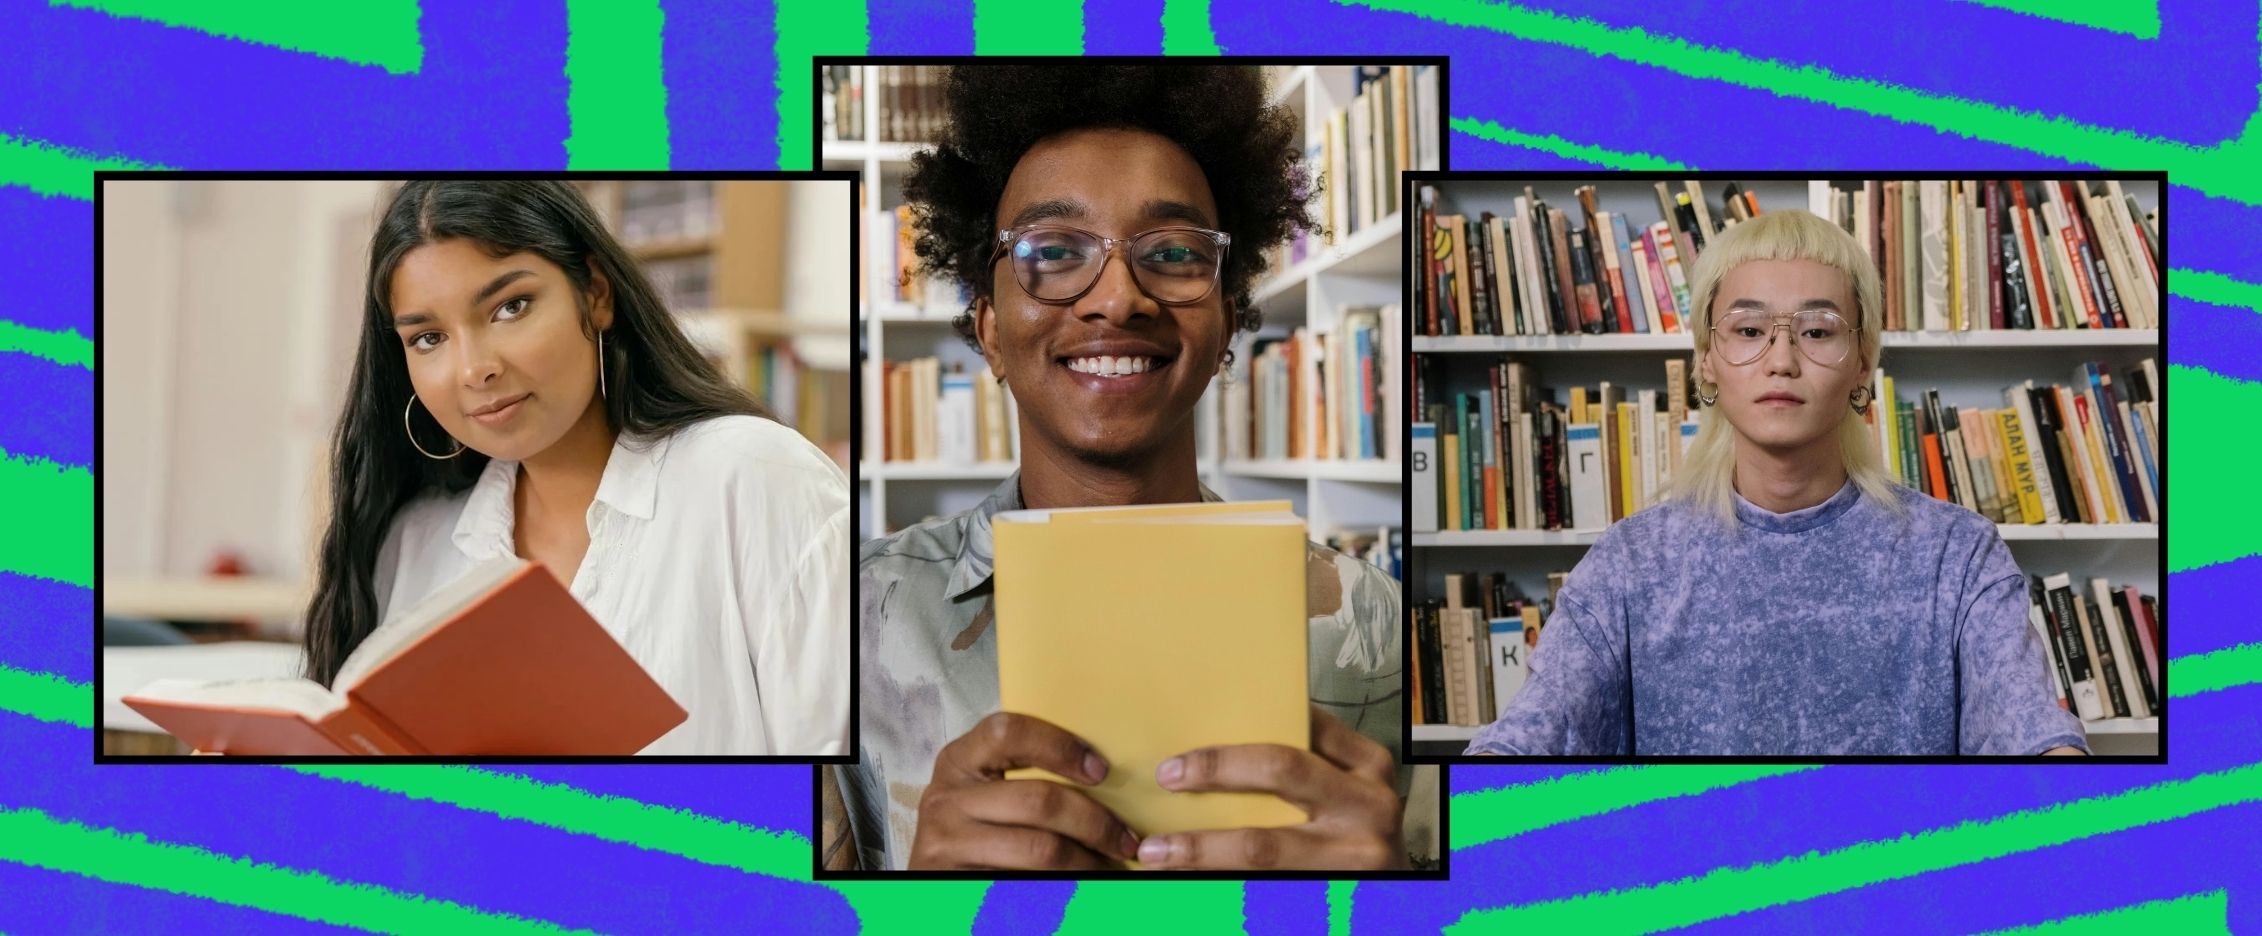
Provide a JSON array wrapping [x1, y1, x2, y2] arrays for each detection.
[[304, 180, 769, 687]]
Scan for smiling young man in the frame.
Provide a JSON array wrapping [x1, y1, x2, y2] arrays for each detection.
[[831, 64, 1428, 872], [1463, 209, 2086, 757]]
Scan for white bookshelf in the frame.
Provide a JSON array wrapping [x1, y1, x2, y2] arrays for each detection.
[[1411, 178, 2163, 757], [834, 64, 1420, 545]]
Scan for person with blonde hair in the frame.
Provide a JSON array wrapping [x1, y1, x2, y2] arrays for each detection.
[[1465, 209, 2085, 756]]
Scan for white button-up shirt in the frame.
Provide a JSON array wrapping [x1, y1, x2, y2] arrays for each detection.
[[373, 415, 849, 755]]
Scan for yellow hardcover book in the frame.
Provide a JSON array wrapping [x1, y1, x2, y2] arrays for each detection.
[[1569, 387, 1590, 426], [1443, 431, 1464, 532], [1984, 409, 2022, 524], [1882, 375, 1900, 479], [993, 503, 1311, 847], [1997, 409, 2044, 524]]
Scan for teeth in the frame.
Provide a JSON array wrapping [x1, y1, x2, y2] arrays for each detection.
[[1067, 355, 1155, 377]]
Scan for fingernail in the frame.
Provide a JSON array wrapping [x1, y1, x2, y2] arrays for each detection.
[[1083, 751, 1108, 784], [1138, 836, 1173, 866], [1119, 830, 1141, 860], [1157, 757, 1183, 787]]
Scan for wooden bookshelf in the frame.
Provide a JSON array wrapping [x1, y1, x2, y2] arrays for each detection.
[[1410, 177, 2162, 757]]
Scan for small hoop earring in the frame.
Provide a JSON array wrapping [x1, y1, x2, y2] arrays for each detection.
[[1695, 387, 1719, 407], [1218, 350, 1236, 387], [405, 396, 465, 459], [597, 330, 607, 401], [1850, 384, 1872, 415]]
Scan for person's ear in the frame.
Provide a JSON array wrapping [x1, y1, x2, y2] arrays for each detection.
[[587, 263, 615, 332], [973, 296, 1005, 381]]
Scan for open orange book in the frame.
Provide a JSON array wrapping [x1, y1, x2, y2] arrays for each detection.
[[992, 500, 1311, 851], [122, 558, 687, 755]]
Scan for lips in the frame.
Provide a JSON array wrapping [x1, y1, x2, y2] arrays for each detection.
[[1756, 391, 1805, 406], [468, 393, 531, 424]]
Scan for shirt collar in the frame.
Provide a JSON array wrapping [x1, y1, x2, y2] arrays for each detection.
[[945, 471, 1224, 601], [1731, 476, 1861, 534], [450, 429, 673, 559]]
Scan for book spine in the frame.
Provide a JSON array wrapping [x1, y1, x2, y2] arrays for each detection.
[[1610, 214, 1645, 333], [1548, 208, 1582, 333], [2094, 579, 2149, 718], [1984, 181, 2005, 329], [2062, 182, 2127, 328], [2080, 594, 2130, 718], [1640, 227, 1678, 333], [1650, 222, 1693, 326], [1569, 229, 1605, 334], [1537, 408, 1563, 530], [2010, 182, 2055, 328], [2043, 574, 2104, 720], [2121, 585, 2162, 711]]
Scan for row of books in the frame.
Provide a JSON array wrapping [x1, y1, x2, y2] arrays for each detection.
[[871, 205, 969, 313], [1316, 65, 1442, 248], [1221, 306, 1400, 463], [1812, 179, 2159, 333], [1416, 183, 1724, 338], [1322, 526, 1404, 581], [617, 180, 717, 246], [1410, 571, 1563, 726], [644, 255, 713, 311], [1866, 360, 2160, 527], [2029, 573, 2161, 723], [876, 358, 1020, 465], [1410, 356, 1698, 533], [821, 64, 946, 143]]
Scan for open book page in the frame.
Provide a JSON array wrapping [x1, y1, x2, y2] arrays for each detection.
[[126, 677, 346, 721], [334, 556, 526, 693]]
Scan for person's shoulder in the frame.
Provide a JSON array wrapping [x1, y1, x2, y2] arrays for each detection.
[[387, 486, 473, 546], [857, 509, 968, 574], [1872, 480, 1999, 541], [663, 414, 844, 491]]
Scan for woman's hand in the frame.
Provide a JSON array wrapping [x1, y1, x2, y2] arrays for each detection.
[[1134, 705, 1406, 870], [909, 712, 1143, 870]]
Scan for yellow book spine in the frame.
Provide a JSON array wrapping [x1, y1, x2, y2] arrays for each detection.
[[1616, 402, 1636, 521], [1998, 409, 2044, 524], [1882, 375, 1899, 480]]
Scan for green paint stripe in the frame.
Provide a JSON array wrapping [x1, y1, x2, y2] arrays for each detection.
[[1058, 881, 1245, 934], [1980, 890, 2228, 935], [1452, 764, 1819, 850], [0, 806, 590, 935], [1450, 117, 1693, 171], [1340, 0, 2262, 207], [1161, 0, 1222, 55], [1450, 762, 2262, 934], [974, 0, 1085, 54], [0, 134, 166, 200], [1953, 0, 2161, 40], [2168, 641, 2262, 697], [1328, 880, 1356, 936], [0, 449, 92, 588], [2170, 268, 2262, 314], [47, 0, 423, 74], [774, 0, 870, 171], [563, 0, 670, 169], [2166, 364, 2259, 573], [0, 321, 94, 370], [0, 664, 92, 728]]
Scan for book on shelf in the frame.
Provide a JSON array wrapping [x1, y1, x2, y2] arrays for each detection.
[[993, 500, 1310, 841], [617, 179, 716, 246], [1227, 305, 1400, 464], [1413, 572, 1551, 726], [1868, 358, 2158, 526], [1418, 179, 2158, 338], [878, 358, 1019, 465], [1414, 354, 1697, 532], [2030, 572, 2161, 724], [121, 558, 687, 755], [1318, 64, 1442, 248], [821, 65, 866, 142]]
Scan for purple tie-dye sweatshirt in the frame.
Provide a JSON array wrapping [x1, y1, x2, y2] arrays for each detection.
[[1465, 478, 2090, 756]]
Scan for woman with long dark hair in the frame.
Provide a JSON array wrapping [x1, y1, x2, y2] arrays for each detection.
[[302, 180, 848, 755]]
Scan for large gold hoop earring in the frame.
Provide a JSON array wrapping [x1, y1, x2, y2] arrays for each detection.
[[405, 396, 465, 459], [1849, 384, 1873, 415]]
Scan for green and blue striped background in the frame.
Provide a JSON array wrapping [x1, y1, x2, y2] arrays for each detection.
[[4, 0, 2252, 931]]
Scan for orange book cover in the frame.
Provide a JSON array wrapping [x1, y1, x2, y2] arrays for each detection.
[[123, 559, 687, 756], [1922, 433, 1948, 501]]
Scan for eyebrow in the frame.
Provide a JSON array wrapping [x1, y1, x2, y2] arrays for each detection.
[[1004, 198, 1216, 231], [1724, 298, 1844, 312], [393, 270, 537, 328]]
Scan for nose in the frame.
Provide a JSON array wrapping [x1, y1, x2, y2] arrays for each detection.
[[1075, 244, 1159, 325], [454, 334, 502, 389], [1759, 322, 1802, 377]]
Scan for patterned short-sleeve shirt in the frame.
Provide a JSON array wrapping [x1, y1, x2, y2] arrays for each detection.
[[832, 473, 1427, 871]]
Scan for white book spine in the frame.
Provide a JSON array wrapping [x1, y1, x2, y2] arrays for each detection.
[[1566, 423, 1607, 533], [1919, 181, 1949, 331], [938, 373, 976, 465], [1412, 423, 1439, 533], [1488, 618, 1531, 720], [2091, 578, 2148, 718]]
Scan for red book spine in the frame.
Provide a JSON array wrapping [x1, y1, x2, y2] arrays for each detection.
[[1640, 228, 1678, 333], [2010, 182, 2055, 329]]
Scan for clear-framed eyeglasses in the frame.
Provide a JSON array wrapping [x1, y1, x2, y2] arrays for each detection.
[[1710, 309, 1861, 367], [989, 224, 1231, 305]]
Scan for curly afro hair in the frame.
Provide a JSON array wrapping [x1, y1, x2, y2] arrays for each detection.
[[901, 64, 1317, 354]]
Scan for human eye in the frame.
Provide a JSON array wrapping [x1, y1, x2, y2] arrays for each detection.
[[406, 331, 443, 353], [494, 296, 532, 321]]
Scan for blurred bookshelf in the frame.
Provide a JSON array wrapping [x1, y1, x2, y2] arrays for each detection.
[[573, 180, 852, 466], [830, 63, 1436, 561]]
